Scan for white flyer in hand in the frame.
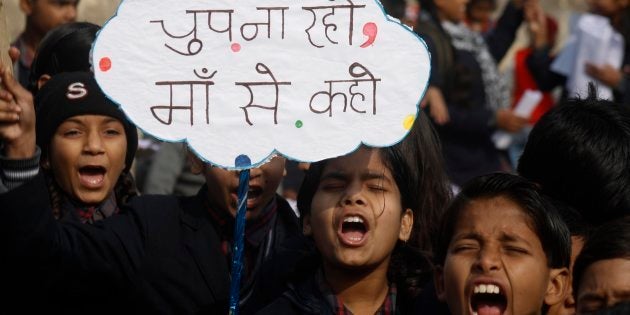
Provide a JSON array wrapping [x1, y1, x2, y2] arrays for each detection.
[[492, 90, 543, 150]]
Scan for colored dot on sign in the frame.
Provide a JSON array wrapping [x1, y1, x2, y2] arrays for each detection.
[[235, 154, 251, 168], [403, 115, 415, 130], [295, 120, 303, 128], [231, 43, 241, 52], [99, 57, 112, 72]]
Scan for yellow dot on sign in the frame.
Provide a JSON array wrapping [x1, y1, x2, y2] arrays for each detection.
[[403, 115, 415, 130]]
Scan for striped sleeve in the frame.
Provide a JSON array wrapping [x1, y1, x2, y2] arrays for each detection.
[[0, 146, 41, 192]]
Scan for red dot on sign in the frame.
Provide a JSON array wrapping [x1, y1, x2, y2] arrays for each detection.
[[99, 57, 112, 72], [231, 43, 241, 52]]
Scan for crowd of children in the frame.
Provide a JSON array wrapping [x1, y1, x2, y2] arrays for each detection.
[[0, 0, 629, 314]]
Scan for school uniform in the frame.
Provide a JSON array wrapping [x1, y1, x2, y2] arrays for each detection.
[[257, 269, 399, 315], [0, 171, 309, 314]]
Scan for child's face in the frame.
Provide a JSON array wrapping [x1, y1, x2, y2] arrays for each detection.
[[304, 147, 413, 271], [48, 115, 127, 205], [468, 1, 495, 23], [436, 196, 561, 315], [576, 258, 630, 314], [194, 156, 286, 220], [22, 0, 78, 35], [435, 0, 470, 23]]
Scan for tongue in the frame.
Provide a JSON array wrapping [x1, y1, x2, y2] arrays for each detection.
[[341, 230, 365, 242], [80, 173, 104, 187], [476, 304, 502, 315]]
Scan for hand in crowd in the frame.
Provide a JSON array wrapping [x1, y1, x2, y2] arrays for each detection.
[[8, 47, 20, 66], [585, 62, 623, 88], [0, 63, 36, 159], [496, 108, 528, 133], [422, 86, 450, 125], [524, 0, 548, 49]]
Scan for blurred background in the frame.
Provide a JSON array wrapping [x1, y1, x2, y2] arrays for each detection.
[[4, 0, 121, 41], [4, 0, 587, 43]]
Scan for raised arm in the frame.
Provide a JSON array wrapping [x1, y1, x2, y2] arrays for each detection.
[[0, 64, 36, 160], [485, 0, 526, 62], [0, 63, 39, 193]]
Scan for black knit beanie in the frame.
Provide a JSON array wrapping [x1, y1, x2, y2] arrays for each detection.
[[35, 72, 138, 172]]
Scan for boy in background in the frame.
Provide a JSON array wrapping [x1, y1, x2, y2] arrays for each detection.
[[13, 0, 78, 87]]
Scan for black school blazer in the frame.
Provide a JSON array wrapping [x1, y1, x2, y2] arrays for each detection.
[[0, 173, 308, 315]]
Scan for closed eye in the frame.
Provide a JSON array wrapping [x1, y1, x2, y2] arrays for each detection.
[[104, 129, 122, 136], [504, 246, 530, 255], [368, 184, 386, 192], [319, 179, 346, 191], [63, 129, 82, 137], [451, 242, 479, 253]]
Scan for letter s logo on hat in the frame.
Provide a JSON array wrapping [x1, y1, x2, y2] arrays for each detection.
[[66, 82, 88, 100]]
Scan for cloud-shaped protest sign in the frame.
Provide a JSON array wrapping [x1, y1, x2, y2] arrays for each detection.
[[92, 0, 430, 169]]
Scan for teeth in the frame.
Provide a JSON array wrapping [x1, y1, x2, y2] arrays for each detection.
[[473, 284, 501, 295], [343, 216, 364, 223]]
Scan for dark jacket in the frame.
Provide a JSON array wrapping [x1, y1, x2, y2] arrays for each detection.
[[417, 3, 524, 186], [0, 172, 308, 315], [257, 246, 434, 315], [256, 273, 332, 315]]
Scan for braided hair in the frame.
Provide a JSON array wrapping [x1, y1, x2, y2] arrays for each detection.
[[44, 167, 138, 221]]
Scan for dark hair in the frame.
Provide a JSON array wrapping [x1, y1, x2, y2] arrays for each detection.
[[594, 302, 630, 315], [466, 0, 497, 12], [29, 22, 100, 94], [298, 112, 452, 252], [418, 0, 442, 28], [572, 216, 630, 295], [550, 198, 591, 239], [380, 0, 407, 20], [435, 173, 571, 269], [517, 85, 630, 226], [47, 170, 138, 220]]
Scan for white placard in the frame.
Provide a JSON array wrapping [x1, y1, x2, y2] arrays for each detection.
[[92, 0, 431, 169]]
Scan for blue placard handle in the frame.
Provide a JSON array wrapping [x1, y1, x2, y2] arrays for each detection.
[[228, 155, 251, 315]]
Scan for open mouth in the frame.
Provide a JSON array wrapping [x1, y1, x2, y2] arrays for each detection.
[[339, 215, 368, 245], [470, 283, 507, 315], [78, 165, 107, 188], [231, 186, 264, 210], [247, 186, 262, 200]]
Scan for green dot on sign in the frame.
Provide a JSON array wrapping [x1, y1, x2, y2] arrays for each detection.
[[295, 120, 303, 128]]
